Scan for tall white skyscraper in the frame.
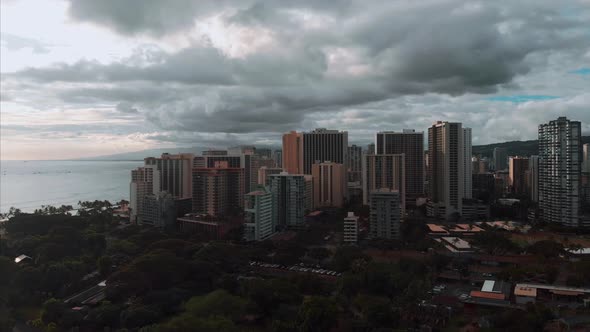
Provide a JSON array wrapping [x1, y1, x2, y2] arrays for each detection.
[[463, 128, 473, 199], [244, 187, 274, 241], [427, 121, 464, 218], [538, 117, 582, 227]]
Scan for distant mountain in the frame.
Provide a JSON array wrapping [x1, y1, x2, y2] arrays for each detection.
[[473, 136, 590, 158], [78, 144, 282, 161], [78, 147, 210, 161]]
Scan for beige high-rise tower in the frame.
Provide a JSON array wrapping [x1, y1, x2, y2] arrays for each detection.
[[282, 131, 303, 174], [427, 121, 464, 218], [312, 162, 346, 208]]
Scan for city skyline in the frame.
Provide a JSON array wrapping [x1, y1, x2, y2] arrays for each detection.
[[1, 0, 590, 160]]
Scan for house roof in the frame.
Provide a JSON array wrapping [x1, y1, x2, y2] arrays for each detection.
[[514, 286, 537, 297], [470, 290, 505, 300], [14, 254, 31, 264]]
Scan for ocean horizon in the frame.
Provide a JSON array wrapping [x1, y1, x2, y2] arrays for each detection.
[[0, 159, 143, 213]]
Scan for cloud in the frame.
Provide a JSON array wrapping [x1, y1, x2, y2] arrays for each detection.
[[0, 33, 52, 54], [2, 0, 590, 159]]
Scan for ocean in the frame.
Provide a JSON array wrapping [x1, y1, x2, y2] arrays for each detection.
[[0, 160, 143, 213]]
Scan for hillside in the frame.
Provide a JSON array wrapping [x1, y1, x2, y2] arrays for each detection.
[[473, 136, 590, 158]]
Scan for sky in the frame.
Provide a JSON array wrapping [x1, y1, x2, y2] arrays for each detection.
[[1, 0, 589, 160]]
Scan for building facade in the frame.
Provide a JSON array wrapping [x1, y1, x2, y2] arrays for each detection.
[[312, 162, 346, 208], [493, 147, 508, 171], [144, 153, 193, 199], [538, 117, 582, 227], [130, 165, 160, 223], [369, 189, 402, 240], [363, 154, 406, 216], [244, 188, 275, 241], [258, 166, 283, 186], [428, 121, 464, 218], [347, 145, 363, 183], [269, 172, 310, 230], [343, 212, 359, 244], [140, 191, 177, 228], [509, 156, 530, 195], [528, 155, 539, 202], [282, 131, 303, 174], [463, 128, 473, 199], [302, 128, 348, 175], [192, 161, 244, 217], [375, 130, 424, 204]]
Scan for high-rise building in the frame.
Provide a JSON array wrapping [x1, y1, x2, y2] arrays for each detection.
[[463, 128, 473, 199], [369, 189, 401, 240], [312, 162, 346, 208], [367, 143, 375, 155], [194, 153, 255, 194], [539, 117, 582, 227], [363, 154, 405, 216], [509, 156, 529, 195], [302, 128, 348, 175], [375, 130, 424, 204], [272, 149, 283, 169], [228, 145, 256, 155], [203, 149, 228, 156], [130, 165, 160, 223], [427, 121, 464, 218], [583, 144, 590, 173], [243, 187, 274, 241], [192, 161, 244, 217], [144, 153, 193, 199], [472, 173, 495, 200], [255, 148, 273, 160], [347, 145, 363, 183], [528, 155, 539, 202], [343, 212, 359, 244], [251, 155, 276, 190], [493, 147, 508, 171], [141, 191, 176, 228], [269, 172, 310, 230], [282, 131, 303, 174], [258, 166, 283, 186]]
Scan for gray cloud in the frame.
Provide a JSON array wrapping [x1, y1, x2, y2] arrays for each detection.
[[0, 33, 52, 54], [4, 0, 590, 149]]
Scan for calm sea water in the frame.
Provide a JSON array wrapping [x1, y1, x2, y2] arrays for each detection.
[[0, 160, 143, 213]]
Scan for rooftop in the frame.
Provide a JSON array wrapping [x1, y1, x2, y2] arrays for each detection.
[[441, 237, 471, 250]]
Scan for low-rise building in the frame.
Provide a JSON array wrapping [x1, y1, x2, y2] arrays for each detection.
[[343, 212, 359, 244]]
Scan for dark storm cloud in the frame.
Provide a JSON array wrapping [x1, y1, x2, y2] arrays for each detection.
[[67, 0, 354, 36], [6, 0, 590, 142]]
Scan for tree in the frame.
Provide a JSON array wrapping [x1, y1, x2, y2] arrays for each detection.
[[307, 247, 330, 264], [98, 255, 112, 277], [41, 298, 65, 325], [121, 305, 162, 329], [184, 290, 247, 321], [297, 296, 338, 332], [526, 240, 564, 258]]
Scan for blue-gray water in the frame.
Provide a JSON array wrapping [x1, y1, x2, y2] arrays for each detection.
[[0, 160, 143, 213]]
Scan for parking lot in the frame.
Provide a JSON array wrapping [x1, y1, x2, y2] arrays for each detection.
[[249, 261, 342, 277]]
